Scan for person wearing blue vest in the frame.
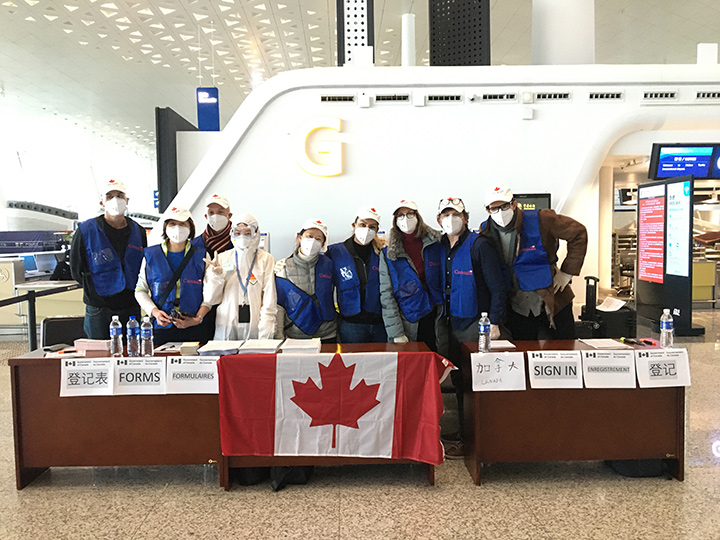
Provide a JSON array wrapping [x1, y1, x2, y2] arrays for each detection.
[[274, 218, 337, 342], [480, 185, 588, 341], [135, 206, 210, 345], [378, 200, 443, 350], [326, 207, 386, 343], [433, 197, 508, 459], [70, 179, 147, 339]]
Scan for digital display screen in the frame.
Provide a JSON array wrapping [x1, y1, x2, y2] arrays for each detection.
[[666, 180, 691, 278], [637, 184, 665, 284], [649, 143, 720, 179], [514, 193, 551, 211]]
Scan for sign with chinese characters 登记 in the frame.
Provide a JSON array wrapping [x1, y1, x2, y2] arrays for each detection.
[[635, 348, 691, 388], [165, 356, 219, 394], [528, 350, 583, 389], [60, 357, 114, 397], [113, 356, 167, 395], [581, 350, 637, 388], [471, 352, 526, 391]]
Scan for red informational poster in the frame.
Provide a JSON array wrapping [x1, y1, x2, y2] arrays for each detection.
[[638, 190, 665, 283]]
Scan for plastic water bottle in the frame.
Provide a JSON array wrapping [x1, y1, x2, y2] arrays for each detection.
[[140, 316, 154, 357], [110, 315, 123, 357], [126, 316, 140, 357], [660, 308, 674, 348], [478, 312, 491, 353]]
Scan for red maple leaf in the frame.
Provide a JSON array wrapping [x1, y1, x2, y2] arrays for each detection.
[[290, 354, 380, 449]]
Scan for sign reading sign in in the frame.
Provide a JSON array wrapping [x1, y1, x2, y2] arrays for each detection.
[[528, 350, 583, 389], [471, 352, 526, 391], [166, 356, 220, 394], [635, 348, 691, 388], [581, 350, 636, 388], [113, 357, 167, 395], [60, 357, 114, 397]]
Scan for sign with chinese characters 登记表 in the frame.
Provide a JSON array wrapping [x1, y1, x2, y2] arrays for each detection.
[[471, 352, 526, 391], [60, 357, 114, 397], [635, 348, 691, 388]]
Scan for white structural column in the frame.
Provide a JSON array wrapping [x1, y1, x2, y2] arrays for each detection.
[[598, 166, 614, 290], [401, 13, 416, 67], [531, 0, 595, 65]]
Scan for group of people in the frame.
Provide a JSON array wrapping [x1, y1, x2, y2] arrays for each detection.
[[70, 179, 588, 459]]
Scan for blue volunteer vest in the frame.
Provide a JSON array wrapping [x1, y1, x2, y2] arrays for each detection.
[[79, 217, 144, 296], [275, 254, 335, 335], [144, 243, 206, 329], [383, 247, 438, 323], [481, 210, 553, 292], [326, 242, 381, 317], [436, 231, 479, 319]]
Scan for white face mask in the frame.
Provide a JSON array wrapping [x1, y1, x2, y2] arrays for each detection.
[[396, 215, 418, 234], [208, 214, 229, 232], [441, 215, 464, 236], [354, 227, 376, 246], [300, 237, 322, 257], [105, 197, 127, 217], [491, 207, 515, 228], [166, 225, 190, 244], [232, 234, 253, 250]]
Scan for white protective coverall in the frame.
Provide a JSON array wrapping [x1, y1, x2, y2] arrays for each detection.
[[203, 213, 277, 340]]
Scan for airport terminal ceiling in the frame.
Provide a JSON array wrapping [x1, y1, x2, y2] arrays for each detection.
[[1, 0, 719, 154]]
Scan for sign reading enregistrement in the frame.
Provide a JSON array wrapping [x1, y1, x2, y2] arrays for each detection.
[[581, 350, 636, 388], [166, 356, 220, 394], [113, 357, 167, 395], [471, 352, 526, 391], [528, 350, 583, 389], [635, 348, 691, 388], [60, 357, 114, 397]]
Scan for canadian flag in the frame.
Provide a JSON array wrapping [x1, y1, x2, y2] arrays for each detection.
[[218, 352, 453, 466]]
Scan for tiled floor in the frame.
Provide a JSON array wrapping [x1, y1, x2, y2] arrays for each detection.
[[1, 315, 719, 540]]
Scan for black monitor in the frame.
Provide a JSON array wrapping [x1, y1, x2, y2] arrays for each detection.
[[648, 142, 720, 180], [514, 193, 551, 211]]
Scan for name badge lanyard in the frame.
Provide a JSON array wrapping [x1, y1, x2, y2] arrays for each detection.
[[234, 249, 257, 304]]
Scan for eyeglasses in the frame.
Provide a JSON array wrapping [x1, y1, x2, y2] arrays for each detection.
[[438, 197, 464, 212], [396, 211, 417, 219], [487, 201, 513, 214]]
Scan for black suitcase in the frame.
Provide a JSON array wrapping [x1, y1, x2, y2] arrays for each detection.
[[576, 276, 636, 339]]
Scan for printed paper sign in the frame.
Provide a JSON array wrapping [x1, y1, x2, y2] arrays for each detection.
[[166, 356, 220, 394], [581, 350, 636, 388], [471, 352, 526, 391], [528, 350, 583, 389], [113, 357, 167, 395], [60, 357, 114, 397], [635, 349, 691, 388]]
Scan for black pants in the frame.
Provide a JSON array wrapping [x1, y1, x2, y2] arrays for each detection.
[[507, 303, 576, 341], [83, 304, 140, 340]]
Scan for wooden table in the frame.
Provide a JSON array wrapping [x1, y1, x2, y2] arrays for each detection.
[[220, 342, 439, 490], [461, 340, 685, 485], [10, 350, 221, 490]]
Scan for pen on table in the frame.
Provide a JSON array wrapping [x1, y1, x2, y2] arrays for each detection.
[[57, 349, 78, 355], [620, 337, 644, 346], [640, 339, 655, 346]]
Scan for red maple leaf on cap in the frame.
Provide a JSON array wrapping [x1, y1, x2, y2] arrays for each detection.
[[212, 194, 219, 197], [171, 207, 177, 211], [109, 179, 116, 183], [316, 220, 323, 224], [370, 207, 376, 212], [291, 354, 380, 449]]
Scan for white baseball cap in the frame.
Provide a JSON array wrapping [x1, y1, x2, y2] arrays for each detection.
[[165, 205, 193, 222], [104, 179, 127, 195], [300, 218, 329, 245], [485, 186, 514, 207], [205, 193, 231, 209], [392, 199, 419, 214], [437, 197, 466, 215], [355, 206, 381, 224]]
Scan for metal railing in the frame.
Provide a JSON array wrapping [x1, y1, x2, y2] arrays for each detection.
[[0, 283, 80, 350]]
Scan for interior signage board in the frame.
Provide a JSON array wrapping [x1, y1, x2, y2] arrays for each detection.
[[666, 180, 691, 278], [196, 87, 220, 131], [638, 184, 666, 284]]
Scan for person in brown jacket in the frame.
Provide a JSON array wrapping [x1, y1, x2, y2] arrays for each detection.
[[480, 186, 588, 340]]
